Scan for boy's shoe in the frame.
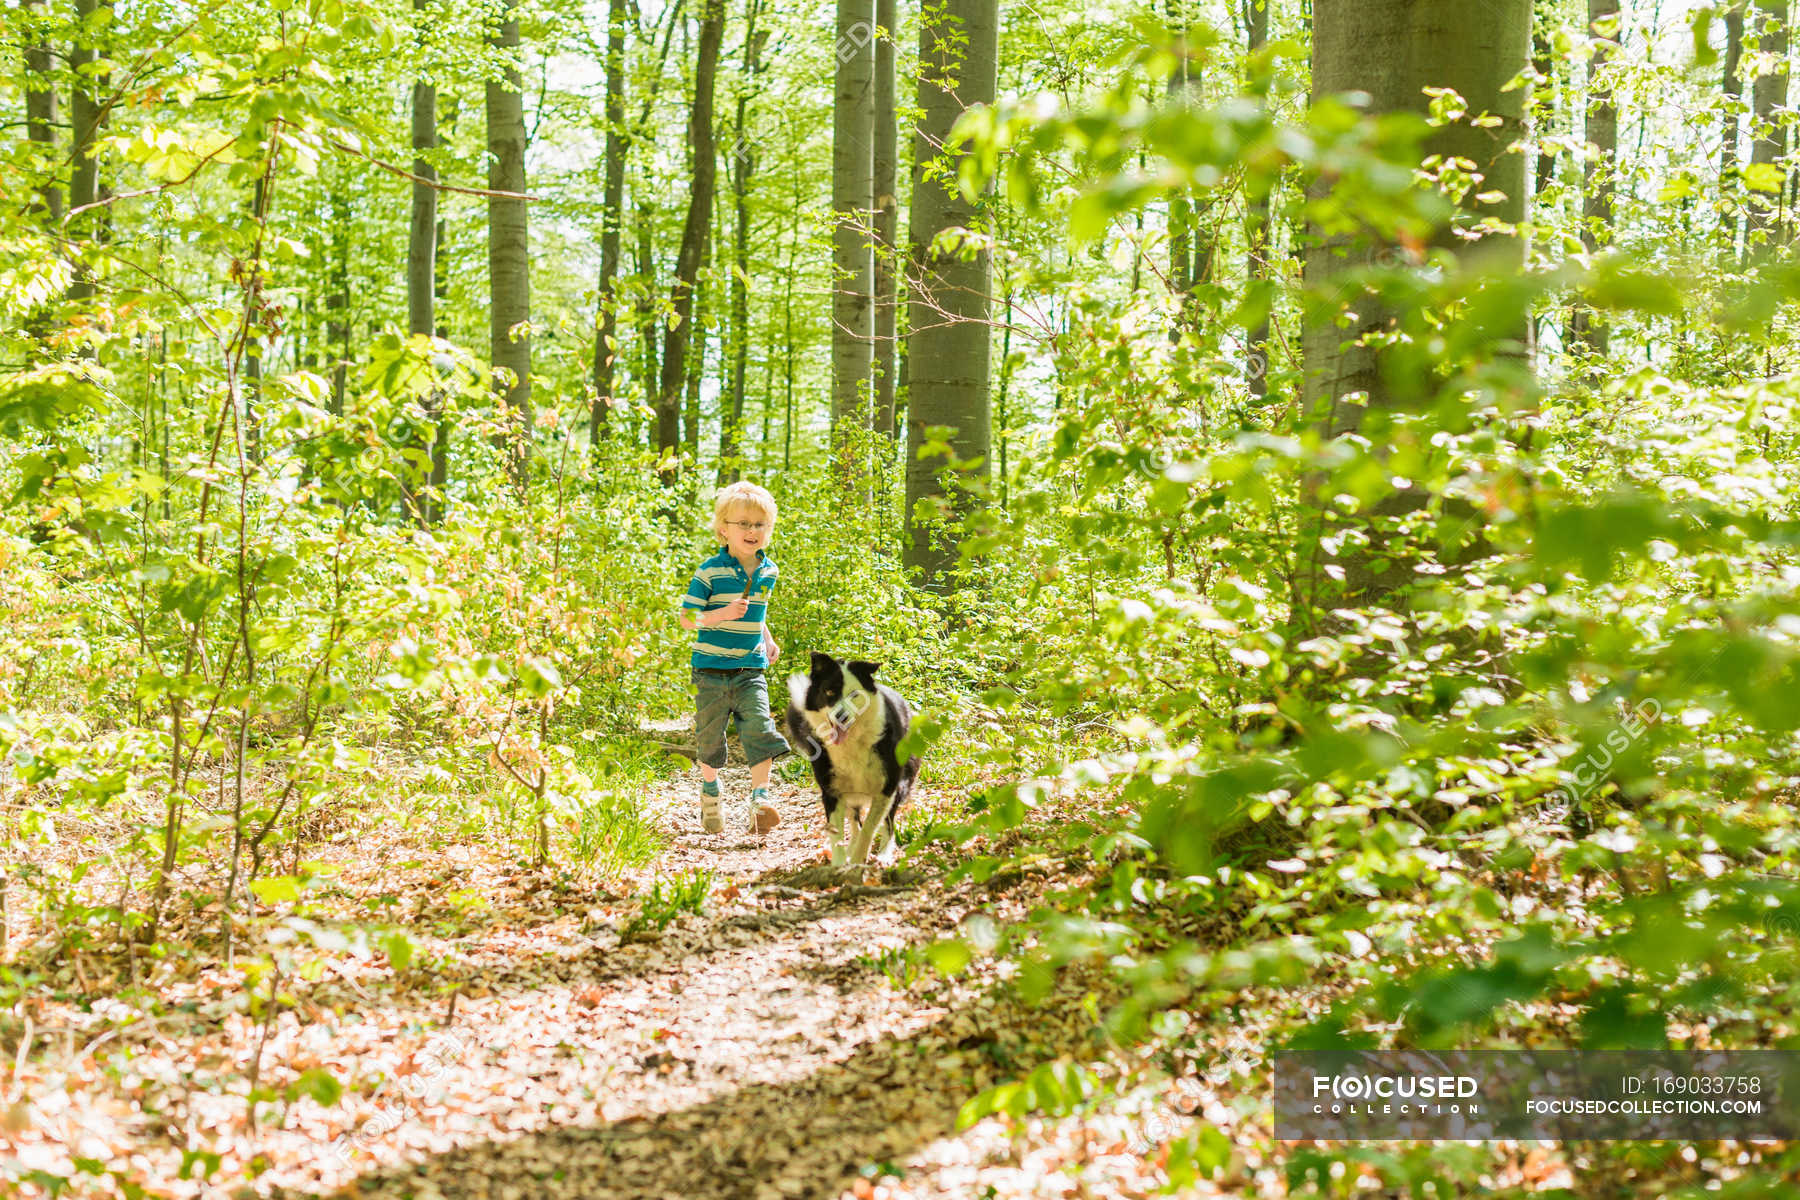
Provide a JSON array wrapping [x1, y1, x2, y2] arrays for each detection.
[[700, 779, 723, 833]]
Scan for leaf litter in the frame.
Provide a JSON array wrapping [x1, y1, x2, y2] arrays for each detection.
[[4, 760, 1282, 1200]]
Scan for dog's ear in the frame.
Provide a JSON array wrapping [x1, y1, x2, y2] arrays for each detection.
[[846, 660, 880, 690], [809, 650, 834, 674]]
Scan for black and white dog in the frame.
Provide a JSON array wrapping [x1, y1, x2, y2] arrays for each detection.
[[786, 652, 921, 867]]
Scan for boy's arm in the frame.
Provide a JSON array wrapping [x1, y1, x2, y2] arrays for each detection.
[[679, 569, 751, 632], [678, 569, 711, 633], [758, 568, 779, 662]]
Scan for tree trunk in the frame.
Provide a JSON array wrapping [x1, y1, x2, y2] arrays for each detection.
[[1167, 0, 1197, 316], [591, 0, 629, 449], [1531, 4, 1559, 203], [783, 177, 798, 474], [405, 6, 439, 526], [245, 174, 268, 464], [431, 97, 455, 515], [833, 0, 877, 483], [1243, 0, 1270, 397], [327, 181, 350, 414], [1746, 1, 1790, 255], [1716, 1, 1748, 262], [903, 0, 999, 586], [24, 0, 62, 226], [719, 0, 765, 485], [684, 258, 708, 457], [488, 0, 533, 494], [1298, 0, 1529, 622], [636, 201, 659, 446], [69, 0, 109, 302], [658, 0, 725, 461], [408, 86, 438, 340], [873, 0, 900, 440], [1570, 0, 1618, 358]]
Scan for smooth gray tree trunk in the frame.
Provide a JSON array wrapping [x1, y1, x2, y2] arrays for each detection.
[[406, 0, 439, 525], [1303, 0, 1528, 434], [1723, 3, 1747, 182], [591, 0, 629, 448], [1166, 0, 1201, 315], [1746, 1, 1790, 254], [903, 0, 999, 586], [719, 0, 766, 484], [1298, 0, 1529, 622], [1531, 3, 1559, 204], [1571, 0, 1618, 358], [873, 0, 900, 441], [1244, 0, 1270, 397], [432, 97, 455, 511], [69, 0, 107, 302], [636, 201, 658, 446], [327, 181, 350, 414], [833, 0, 877, 482], [658, 0, 725, 460], [488, 0, 533, 493], [24, 0, 62, 226]]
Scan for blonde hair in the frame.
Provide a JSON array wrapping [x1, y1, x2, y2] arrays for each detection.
[[711, 481, 778, 540]]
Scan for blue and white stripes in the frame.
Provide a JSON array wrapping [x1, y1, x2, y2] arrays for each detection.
[[680, 546, 778, 669]]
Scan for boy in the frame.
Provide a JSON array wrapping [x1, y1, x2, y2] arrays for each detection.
[[678, 482, 792, 832]]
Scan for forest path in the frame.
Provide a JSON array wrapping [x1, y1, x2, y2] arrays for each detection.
[[7, 750, 1266, 1200], [269, 760, 1192, 1200]]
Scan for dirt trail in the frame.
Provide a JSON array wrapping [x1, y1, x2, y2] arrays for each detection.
[[11, 757, 1248, 1200], [260, 763, 1056, 1200]]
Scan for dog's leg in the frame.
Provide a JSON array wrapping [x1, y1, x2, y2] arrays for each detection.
[[873, 822, 900, 866], [845, 790, 894, 867], [826, 800, 848, 867]]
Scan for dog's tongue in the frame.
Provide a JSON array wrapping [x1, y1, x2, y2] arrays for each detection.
[[826, 723, 848, 745]]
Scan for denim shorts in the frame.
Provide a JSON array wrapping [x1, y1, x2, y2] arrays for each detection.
[[692, 667, 792, 769]]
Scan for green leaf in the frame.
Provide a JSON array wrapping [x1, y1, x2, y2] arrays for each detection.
[[289, 1067, 343, 1107], [927, 937, 972, 976], [519, 655, 562, 698], [251, 876, 304, 905], [383, 930, 416, 972]]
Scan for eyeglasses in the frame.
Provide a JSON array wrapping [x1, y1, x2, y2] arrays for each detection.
[[725, 521, 769, 532]]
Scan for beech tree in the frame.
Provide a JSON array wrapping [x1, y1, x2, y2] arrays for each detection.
[[487, 0, 532, 494], [1297, 0, 1530, 620], [405, 0, 440, 524], [657, 0, 726, 462], [590, 0, 630, 450], [23, 0, 61, 226], [1571, 0, 1620, 359], [903, 0, 1000, 584], [832, 0, 877, 482], [1243, 0, 1270, 398], [1746, 0, 1791, 255], [873, 0, 900, 441]]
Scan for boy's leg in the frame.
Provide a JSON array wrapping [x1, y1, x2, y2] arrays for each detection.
[[733, 672, 792, 789], [693, 670, 731, 832]]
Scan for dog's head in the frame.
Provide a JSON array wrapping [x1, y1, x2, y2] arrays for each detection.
[[789, 651, 880, 746]]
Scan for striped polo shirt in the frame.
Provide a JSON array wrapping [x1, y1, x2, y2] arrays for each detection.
[[680, 546, 778, 669]]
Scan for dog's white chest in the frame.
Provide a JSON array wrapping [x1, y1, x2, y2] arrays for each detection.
[[826, 708, 887, 795]]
